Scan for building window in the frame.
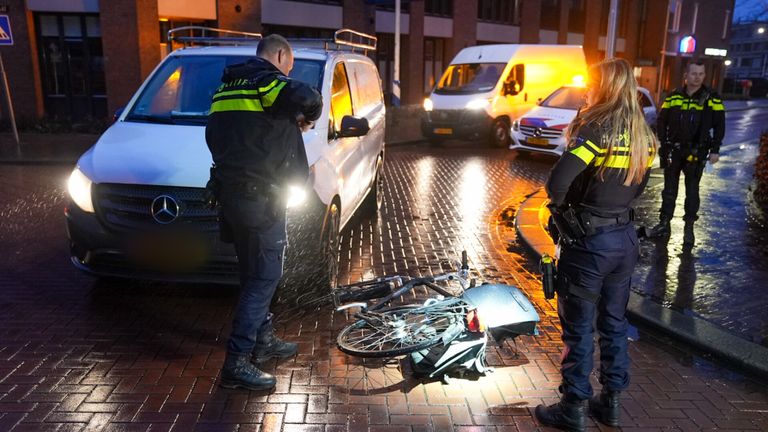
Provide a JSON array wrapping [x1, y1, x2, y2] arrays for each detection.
[[35, 13, 106, 120], [599, 0, 627, 38], [478, 0, 520, 25], [377, 2, 410, 13], [423, 37, 445, 93], [669, 0, 682, 33], [260, 24, 335, 39], [568, 0, 586, 33], [292, 0, 342, 4], [376, 33, 394, 101], [540, 0, 560, 31], [425, 0, 452, 17]]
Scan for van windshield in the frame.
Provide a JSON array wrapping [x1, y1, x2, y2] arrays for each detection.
[[434, 63, 505, 94], [541, 86, 586, 110], [126, 55, 324, 125]]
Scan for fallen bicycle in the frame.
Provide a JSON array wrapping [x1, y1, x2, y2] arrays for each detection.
[[333, 252, 540, 383]]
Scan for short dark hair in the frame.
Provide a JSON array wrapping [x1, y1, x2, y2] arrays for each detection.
[[257, 34, 292, 58], [686, 60, 706, 72]]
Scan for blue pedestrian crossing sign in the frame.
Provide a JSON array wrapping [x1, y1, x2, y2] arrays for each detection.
[[0, 15, 13, 46]]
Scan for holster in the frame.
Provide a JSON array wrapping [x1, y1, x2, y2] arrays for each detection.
[[241, 181, 287, 221], [548, 205, 587, 246], [204, 165, 221, 209]]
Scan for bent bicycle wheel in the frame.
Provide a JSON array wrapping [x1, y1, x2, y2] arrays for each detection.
[[337, 298, 469, 358]]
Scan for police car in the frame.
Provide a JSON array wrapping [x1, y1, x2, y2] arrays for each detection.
[[509, 85, 657, 156], [65, 28, 385, 289]]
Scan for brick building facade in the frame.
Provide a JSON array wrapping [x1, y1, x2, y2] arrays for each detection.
[[0, 0, 734, 123]]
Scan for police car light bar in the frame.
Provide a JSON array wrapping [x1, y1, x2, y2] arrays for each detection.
[[167, 26, 262, 53]]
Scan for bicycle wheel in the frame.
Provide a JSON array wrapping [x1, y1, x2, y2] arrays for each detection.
[[337, 298, 470, 358]]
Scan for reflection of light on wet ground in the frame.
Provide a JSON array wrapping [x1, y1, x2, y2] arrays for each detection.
[[458, 159, 488, 249], [415, 156, 434, 203]]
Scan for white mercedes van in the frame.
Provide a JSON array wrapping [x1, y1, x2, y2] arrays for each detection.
[[421, 44, 587, 147], [65, 28, 385, 290]]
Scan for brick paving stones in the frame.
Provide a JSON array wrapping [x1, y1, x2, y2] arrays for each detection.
[[0, 147, 767, 431]]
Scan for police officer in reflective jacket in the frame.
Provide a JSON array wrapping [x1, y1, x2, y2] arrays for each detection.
[[535, 58, 657, 431], [649, 60, 725, 245], [205, 34, 322, 391]]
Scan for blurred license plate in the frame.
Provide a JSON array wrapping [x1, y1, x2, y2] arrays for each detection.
[[526, 137, 549, 146], [433, 128, 453, 135], [128, 232, 208, 271]]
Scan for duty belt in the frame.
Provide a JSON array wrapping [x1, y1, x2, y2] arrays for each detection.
[[578, 208, 634, 231]]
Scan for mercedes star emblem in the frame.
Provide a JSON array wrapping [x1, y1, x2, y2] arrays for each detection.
[[534, 127, 543, 137], [151, 195, 180, 224]]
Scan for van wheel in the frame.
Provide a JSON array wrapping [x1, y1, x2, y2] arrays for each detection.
[[490, 118, 510, 148], [362, 158, 383, 215], [317, 202, 341, 291]]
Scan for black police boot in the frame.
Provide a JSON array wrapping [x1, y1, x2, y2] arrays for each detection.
[[252, 325, 298, 364], [648, 218, 671, 238], [535, 397, 587, 432], [220, 352, 276, 391], [589, 390, 620, 427], [683, 222, 695, 245]]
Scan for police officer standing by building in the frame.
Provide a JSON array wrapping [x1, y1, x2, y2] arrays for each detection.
[[648, 60, 725, 245], [535, 58, 657, 431], [205, 35, 322, 391]]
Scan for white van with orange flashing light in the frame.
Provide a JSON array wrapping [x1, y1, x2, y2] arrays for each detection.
[[421, 44, 588, 147]]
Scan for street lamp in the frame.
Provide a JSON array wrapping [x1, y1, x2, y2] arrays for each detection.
[[724, 59, 732, 66], [759, 27, 765, 34]]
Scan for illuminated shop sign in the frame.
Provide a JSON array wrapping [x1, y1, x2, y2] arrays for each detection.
[[679, 36, 696, 53], [704, 48, 728, 57]]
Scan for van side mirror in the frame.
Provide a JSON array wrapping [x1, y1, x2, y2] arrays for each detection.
[[536, 97, 543, 105], [504, 80, 520, 96], [338, 115, 370, 138]]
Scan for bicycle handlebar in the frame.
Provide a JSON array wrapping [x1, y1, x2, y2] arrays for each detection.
[[335, 302, 368, 312], [335, 251, 471, 313]]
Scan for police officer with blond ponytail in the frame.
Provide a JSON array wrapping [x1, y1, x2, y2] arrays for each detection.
[[535, 58, 657, 431]]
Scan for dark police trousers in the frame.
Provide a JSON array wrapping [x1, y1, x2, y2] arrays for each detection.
[[219, 189, 287, 355], [660, 151, 706, 222], [556, 223, 638, 400]]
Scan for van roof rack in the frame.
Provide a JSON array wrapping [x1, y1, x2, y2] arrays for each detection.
[[166, 26, 376, 55], [287, 29, 377, 54], [167, 26, 262, 53]]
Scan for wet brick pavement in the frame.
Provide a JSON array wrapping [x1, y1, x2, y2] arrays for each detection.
[[1, 146, 768, 431], [632, 107, 768, 348]]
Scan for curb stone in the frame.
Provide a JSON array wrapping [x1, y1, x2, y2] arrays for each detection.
[[514, 187, 768, 380]]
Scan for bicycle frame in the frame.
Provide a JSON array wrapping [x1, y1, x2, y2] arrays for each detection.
[[335, 251, 471, 313]]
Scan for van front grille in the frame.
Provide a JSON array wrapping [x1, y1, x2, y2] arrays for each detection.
[[94, 184, 218, 232], [519, 125, 564, 139]]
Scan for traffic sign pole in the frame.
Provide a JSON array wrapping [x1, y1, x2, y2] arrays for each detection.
[[0, 53, 19, 150]]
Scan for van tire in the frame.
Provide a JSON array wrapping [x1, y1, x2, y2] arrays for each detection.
[[317, 202, 341, 291], [361, 157, 383, 216], [490, 118, 510, 148]]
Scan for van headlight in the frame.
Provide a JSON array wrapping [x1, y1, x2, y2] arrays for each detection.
[[423, 97, 434, 112], [286, 185, 307, 208], [67, 167, 95, 213], [512, 120, 520, 131], [465, 98, 490, 110]]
